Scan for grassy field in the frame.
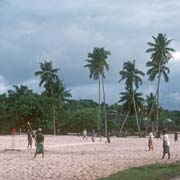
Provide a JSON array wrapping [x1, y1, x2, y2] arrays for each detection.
[[98, 161, 180, 180]]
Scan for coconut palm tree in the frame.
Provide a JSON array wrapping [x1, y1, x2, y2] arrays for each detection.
[[146, 33, 175, 131], [35, 60, 60, 135], [53, 79, 72, 106], [35, 61, 60, 97], [84, 47, 111, 136], [119, 60, 144, 133], [119, 88, 144, 136]]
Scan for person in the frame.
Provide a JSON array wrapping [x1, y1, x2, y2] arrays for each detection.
[[105, 131, 111, 143], [27, 129, 32, 148], [162, 130, 170, 159], [32, 130, 36, 139], [33, 128, 44, 158], [174, 131, 178, 143], [91, 129, 95, 142], [148, 131, 154, 151], [156, 131, 161, 140], [83, 128, 87, 140]]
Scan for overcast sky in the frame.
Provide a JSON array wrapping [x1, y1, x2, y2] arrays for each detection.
[[0, 0, 180, 110]]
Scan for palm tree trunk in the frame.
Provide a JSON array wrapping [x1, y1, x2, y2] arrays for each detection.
[[132, 89, 140, 133], [53, 104, 56, 135], [101, 76, 107, 137], [156, 68, 161, 133], [98, 76, 101, 135], [119, 111, 129, 136]]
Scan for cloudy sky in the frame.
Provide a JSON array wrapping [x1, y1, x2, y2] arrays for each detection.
[[0, 0, 180, 109]]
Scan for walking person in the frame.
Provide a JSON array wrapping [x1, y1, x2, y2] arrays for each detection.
[[174, 131, 178, 143], [156, 131, 161, 140], [33, 128, 44, 158], [162, 130, 170, 159], [91, 129, 95, 142], [83, 128, 87, 140], [27, 129, 32, 148], [148, 131, 154, 151]]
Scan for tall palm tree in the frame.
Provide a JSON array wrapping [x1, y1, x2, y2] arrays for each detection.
[[35, 61, 60, 97], [119, 60, 144, 133], [146, 33, 175, 131], [35, 60, 60, 135], [119, 88, 144, 136], [84, 47, 111, 136]]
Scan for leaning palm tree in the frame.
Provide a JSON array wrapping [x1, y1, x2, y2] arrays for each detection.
[[119, 60, 144, 133], [35, 60, 60, 135], [119, 88, 144, 136], [146, 34, 175, 131], [84, 47, 111, 136]]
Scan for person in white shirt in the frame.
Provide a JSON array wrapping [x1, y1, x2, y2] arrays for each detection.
[[162, 130, 170, 159], [148, 131, 154, 151]]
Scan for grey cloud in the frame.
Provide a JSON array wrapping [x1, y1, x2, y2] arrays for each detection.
[[0, 0, 180, 109]]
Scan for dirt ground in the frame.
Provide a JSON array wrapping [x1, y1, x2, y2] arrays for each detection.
[[0, 134, 179, 180]]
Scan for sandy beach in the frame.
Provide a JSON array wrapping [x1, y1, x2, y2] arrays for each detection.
[[0, 134, 179, 180]]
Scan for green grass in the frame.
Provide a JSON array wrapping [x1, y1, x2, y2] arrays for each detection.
[[98, 161, 180, 180]]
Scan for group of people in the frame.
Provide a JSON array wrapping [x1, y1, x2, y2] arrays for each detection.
[[27, 128, 44, 158], [148, 129, 179, 159], [82, 128, 96, 142], [82, 128, 111, 143]]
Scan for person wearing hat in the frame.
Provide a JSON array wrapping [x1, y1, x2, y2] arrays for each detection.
[[33, 128, 44, 158]]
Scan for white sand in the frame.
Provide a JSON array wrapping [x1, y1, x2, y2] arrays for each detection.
[[0, 134, 179, 180]]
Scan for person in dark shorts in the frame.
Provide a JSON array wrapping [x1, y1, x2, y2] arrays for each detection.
[[33, 128, 44, 158]]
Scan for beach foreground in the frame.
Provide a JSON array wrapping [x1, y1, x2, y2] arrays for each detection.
[[0, 134, 179, 180]]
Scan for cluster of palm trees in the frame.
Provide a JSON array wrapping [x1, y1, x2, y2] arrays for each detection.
[[84, 33, 175, 136]]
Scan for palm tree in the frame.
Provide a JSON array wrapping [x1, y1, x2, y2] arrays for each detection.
[[119, 60, 144, 133], [35, 61, 60, 97], [84, 47, 111, 136], [146, 33, 175, 131], [145, 93, 157, 132], [53, 79, 72, 106], [35, 60, 60, 135], [119, 88, 144, 136]]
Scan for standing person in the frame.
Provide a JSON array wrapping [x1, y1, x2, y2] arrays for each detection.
[[148, 131, 154, 151], [105, 131, 111, 143], [157, 131, 161, 140], [162, 130, 170, 159], [33, 128, 44, 158], [27, 129, 32, 148], [83, 128, 87, 140], [174, 131, 178, 143], [91, 129, 95, 142]]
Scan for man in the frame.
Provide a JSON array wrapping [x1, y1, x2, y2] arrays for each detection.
[[83, 128, 87, 140], [27, 129, 32, 148], [91, 129, 95, 142], [33, 128, 44, 158], [162, 130, 170, 159]]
